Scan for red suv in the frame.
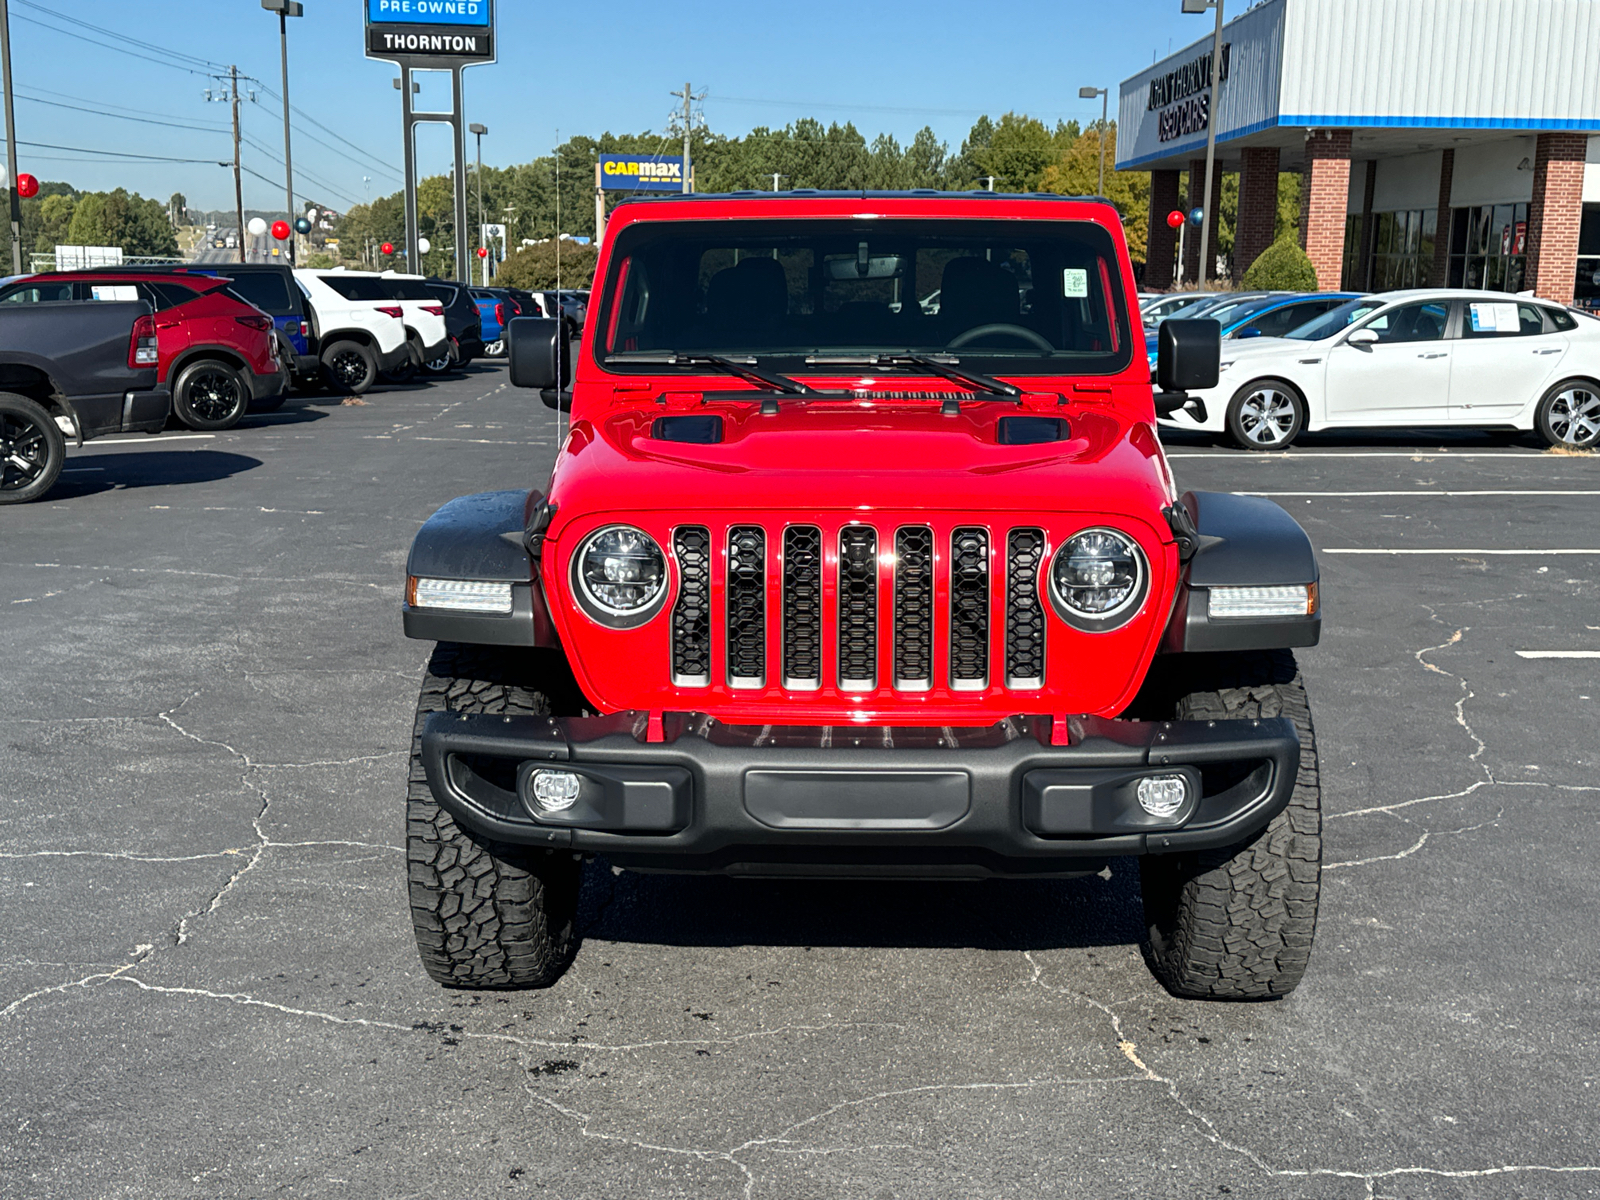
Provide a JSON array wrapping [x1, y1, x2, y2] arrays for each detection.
[[6, 271, 287, 430]]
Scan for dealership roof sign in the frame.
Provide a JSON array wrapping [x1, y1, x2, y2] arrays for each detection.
[[366, 0, 494, 66]]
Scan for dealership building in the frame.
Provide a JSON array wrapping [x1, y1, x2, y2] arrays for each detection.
[[1118, 0, 1600, 305]]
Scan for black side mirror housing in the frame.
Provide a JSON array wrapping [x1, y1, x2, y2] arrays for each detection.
[[507, 318, 569, 391], [1157, 318, 1221, 393]]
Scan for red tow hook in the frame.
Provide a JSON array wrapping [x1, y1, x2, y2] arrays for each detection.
[[645, 712, 666, 743]]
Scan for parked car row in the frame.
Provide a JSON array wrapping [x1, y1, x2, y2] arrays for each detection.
[[0, 265, 498, 505], [1149, 287, 1600, 450]]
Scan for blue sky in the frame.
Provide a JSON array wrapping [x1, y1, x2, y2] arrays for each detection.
[[7, 0, 1215, 214]]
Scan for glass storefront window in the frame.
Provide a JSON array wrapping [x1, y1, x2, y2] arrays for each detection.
[[1448, 203, 1528, 294], [1573, 204, 1600, 312], [1343, 209, 1437, 290]]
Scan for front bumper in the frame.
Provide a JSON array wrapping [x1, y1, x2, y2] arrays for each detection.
[[420, 712, 1299, 878]]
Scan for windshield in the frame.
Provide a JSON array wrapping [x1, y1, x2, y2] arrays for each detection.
[[1208, 296, 1282, 328], [1285, 298, 1385, 341], [595, 216, 1133, 376]]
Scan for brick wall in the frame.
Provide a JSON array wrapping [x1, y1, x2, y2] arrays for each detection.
[[1430, 148, 1454, 285], [1182, 158, 1225, 284], [1301, 130, 1352, 291], [1526, 132, 1586, 306], [1232, 147, 1280, 283], [1145, 170, 1181, 290]]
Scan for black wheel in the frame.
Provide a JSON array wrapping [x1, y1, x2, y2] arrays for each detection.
[[0, 392, 66, 505], [382, 360, 419, 385], [172, 360, 249, 431], [248, 391, 288, 413], [408, 642, 588, 989], [320, 340, 377, 395], [1225, 378, 1305, 450], [1139, 650, 1322, 1000], [1535, 378, 1600, 449]]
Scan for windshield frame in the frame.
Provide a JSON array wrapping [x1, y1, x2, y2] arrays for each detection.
[[590, 215, 1136, 378]]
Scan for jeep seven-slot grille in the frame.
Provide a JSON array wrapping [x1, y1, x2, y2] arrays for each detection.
[[893, 526, 933, 689], [837, 526, 878, 690], [673, 522, 1054, 694], [1005, 528, 1046, 688], [949, 528, 990, 689], [671, 526, 711, 686], [726, 526, 766, 687]]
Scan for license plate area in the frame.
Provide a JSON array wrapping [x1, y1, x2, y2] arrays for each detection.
[[743, 769, 971, 830]]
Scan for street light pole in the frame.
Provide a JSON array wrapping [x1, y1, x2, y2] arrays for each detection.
[[0, 0, 23, 275], [1078, 85, 1109, 197], [1183, 0, 1226, 285], [469, 122, 487, 285], [261, 1, 302, 263]]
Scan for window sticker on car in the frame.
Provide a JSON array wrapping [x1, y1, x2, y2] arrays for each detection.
[[1469, 301, 1521, 333], [91, 285, 139, 302], [1062, 268, 1088, 298]]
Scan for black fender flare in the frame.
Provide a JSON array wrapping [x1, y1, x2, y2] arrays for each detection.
[[1160, 491, 1321, 653], [402, 489, 559, 648]]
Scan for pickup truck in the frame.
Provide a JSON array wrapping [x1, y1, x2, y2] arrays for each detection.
[[399, 191, 1324, 1001], [0, 297, 170, 503]]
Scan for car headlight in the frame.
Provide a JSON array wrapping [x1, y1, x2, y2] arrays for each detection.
[[1048, 528, 1147, 630], [571, 525, 668, 626]]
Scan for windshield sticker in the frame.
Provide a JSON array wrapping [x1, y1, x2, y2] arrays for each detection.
[[1062, 268, 1088, 298], [1469, 301, 1520, 333]]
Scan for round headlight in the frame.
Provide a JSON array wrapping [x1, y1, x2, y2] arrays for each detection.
[[573, 525, 667, 621], [1049, 528, 1146, 627]]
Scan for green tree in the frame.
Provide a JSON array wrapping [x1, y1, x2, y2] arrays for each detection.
[[1242, 236, 1318, 290], [496, 240, 599, 290], [1038, 123, 1150, 264], [63, 188, 176, 256]]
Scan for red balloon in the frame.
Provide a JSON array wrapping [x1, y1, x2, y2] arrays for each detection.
[[271, 220, 291, 240], [16, 173, 39, 199], [1166, 209, 1185, 229], [476, 246, 489, 258], [380, 242, 395, 256]]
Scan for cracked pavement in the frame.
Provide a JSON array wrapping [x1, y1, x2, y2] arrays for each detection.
[[3, 377, 1599, 1198]]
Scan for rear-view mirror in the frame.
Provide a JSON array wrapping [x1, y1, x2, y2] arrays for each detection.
[[507, 318, 569, 391], [1157, 318, 1220, 393], [1346, 327, 1379, 347]]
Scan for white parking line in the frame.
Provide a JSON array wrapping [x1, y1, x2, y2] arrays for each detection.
[[1325, 548, 1600, 555], [1516, 650, 1600, 659], [1249, 490, 1600, 497]]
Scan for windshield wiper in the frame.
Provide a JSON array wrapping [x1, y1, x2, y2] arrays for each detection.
[[806, 353, 1022, 401], [610, 352, 816, 396]]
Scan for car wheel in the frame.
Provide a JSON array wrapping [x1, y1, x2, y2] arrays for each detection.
[[0, 392, 66, 505], [484, 338, 505, 358], [1139, 649, 1322, 1000], [320, 340, 377, 395], [1535, 378, 1600, 450], [407, 642, 586, 989], [173, 360, 249, 431], [421, 349, 455, 375], [382, 360, 419, 385], [1226, 378, 1305, 450]]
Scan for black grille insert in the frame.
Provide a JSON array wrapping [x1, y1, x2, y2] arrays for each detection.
[[1005, 528, 1046, 687], [837, 526, 878, 690], [726, 525, 766, 686], [671, 526, 711, 685], [949, 527, 989, 689], [782, 525, 822, 688], [893, 526, 933, 689]]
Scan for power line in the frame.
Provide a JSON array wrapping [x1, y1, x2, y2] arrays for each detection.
[[0, 138, 226, 165], [14, 91, 230, 135], [8, 12, 216, 77], [12, 0, 226, 73], [248, 78, 401, 181], [16, 84, 231, 129]]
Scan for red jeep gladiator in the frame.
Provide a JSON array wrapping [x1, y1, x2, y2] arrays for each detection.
[[401, 192, 1323, 1000]]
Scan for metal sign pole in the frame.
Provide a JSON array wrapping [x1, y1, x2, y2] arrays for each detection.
[[451, 67, 469, 285], [0, 0, 22, 276], [401, 64, 420, 270]]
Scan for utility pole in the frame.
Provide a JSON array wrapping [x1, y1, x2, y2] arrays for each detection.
[[0, 0, 22, 275], [230, 64, 245, 264], [470, 123, 487, 285], [262, 2, 302, 263], [678, 83, 692, 194], [1183, 0, 1226, 285]]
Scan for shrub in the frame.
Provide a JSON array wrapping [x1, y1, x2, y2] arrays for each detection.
[[1242, 237, 1318, 291]]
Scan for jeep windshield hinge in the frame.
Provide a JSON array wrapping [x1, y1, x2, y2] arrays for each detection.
[[1163, 502, 1201, 562], [523, 498, 559, 564]]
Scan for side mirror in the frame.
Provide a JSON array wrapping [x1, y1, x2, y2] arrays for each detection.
[[1346, 327, 1379, 347], [507, 318, 568, 390], [1235, 326, 1263, 339], [1157, 318, 1220, 393]]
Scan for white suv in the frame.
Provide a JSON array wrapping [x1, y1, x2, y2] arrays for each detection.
[[377, 271, 454, 378], [293, 269, 416, 394]]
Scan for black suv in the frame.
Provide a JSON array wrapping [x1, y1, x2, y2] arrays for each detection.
[[423, 278, 485, 372]]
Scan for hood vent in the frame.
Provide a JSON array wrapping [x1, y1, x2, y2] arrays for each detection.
[[997, 416, 1069, 445], [652, 414, 723, 444]]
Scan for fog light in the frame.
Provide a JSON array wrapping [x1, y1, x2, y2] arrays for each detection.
[[1137, 774, 1189, 818], [530, 769, 582, 812], [1208, 584, 1315, 619], [410, 576, 514, 614]]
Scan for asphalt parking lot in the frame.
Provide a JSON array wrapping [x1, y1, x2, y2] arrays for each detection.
[[3, 370, 1598, 1199]]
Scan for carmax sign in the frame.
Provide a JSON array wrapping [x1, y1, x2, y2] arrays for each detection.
[[599, 155, 687, 193]]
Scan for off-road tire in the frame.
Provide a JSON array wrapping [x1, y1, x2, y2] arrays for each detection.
[[1225, 378, 1306, 451], [172, 360, 249, 431], [1139, 649, 1321, 1000], [408, 642, 586, 989], [0, 392, 66, 504], [320, 340, 377, 395]]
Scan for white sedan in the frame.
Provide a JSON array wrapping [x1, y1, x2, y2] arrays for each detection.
[[1159, 289, 1600, 450]]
